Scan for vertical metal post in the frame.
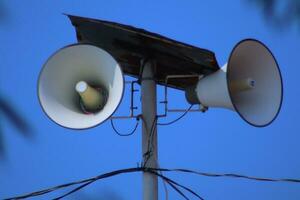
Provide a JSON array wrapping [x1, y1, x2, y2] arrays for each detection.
[[141, 60, 158, 200]]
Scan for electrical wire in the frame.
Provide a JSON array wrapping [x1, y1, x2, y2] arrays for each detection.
[[149, 170, 204, 200], [5, 166, 300, 200], [3, 168, 142, 200], [148, 168, 300, 183], [157, 163, 169, 200], [157, 104, 193, 126], [110, 118, 140, 137], [141, 112, 203, 200], [149, 170, 190, 200], [4, 167, 204, 200], [53, 181, 94, 200], [54, 169, 202, 200]]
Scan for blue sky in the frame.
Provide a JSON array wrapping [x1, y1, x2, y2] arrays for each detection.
[[0, 0, 300, 199]]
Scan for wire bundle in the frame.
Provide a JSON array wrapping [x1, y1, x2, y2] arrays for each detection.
[[4, 167, 202, 200], [4, 166, 300, 200], [7, 106, 298, 199]]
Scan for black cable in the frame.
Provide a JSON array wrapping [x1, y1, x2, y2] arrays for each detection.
[[5, 166, 300, 200], [153, 172, 190, 200], [54, 168, 195, 200], [163, 181, 189, 200], [158, 162, 169, 200], [53, 180, 94, 200], [5, 166, 203, 200], [110, 118, 140, 137], [148, 168, 300, 183], [141, 114, 205, 200], [3, 168, 143, 200], [157, 105, 193, 126], [150, 170, 204, 200]]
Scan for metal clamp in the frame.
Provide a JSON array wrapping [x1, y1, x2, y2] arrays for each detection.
[[110, 80, 140, 119], [157, 74, 205, 118]]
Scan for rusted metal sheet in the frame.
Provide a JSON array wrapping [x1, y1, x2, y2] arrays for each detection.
[[67, 14, 219, 90]]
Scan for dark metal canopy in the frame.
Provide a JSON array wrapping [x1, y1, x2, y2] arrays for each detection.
[[67, 14, 219, 90]]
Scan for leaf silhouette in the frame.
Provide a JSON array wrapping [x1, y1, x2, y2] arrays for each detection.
[[248, 0, 300, 29], [0, 94, 34, 157]]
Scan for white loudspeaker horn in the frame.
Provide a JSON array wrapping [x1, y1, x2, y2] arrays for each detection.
[[38, 44, 124, 129], [186, 39, 283, 127]]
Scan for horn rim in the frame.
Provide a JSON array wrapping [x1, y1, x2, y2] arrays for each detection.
[[37, 43, 125, 130], [226, 38, 283, 127]]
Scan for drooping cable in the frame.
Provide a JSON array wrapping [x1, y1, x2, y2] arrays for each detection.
[[5, 166, 300, 200], [110, 117, 140, 137], [3, 168, 142, 200], [157, 162, 169, 200], [53, 180, 94, 200], [148, 168, 300, 183], [141, 113, 203, 200], [150, 169, 204, 200], [3, 167, 204, 200], [157, 104, 193, 126], [149, 170, 190, 200], [55, 168, 202, 200]]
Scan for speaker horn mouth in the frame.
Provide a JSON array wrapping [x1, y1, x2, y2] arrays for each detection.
[[226, 39, 283, 127], [37, 43, 125, 129]]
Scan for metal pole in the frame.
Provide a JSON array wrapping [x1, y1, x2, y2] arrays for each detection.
[[141, 60, 158, 200]]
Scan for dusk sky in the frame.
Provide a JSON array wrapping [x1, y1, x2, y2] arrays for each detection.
[[0, 1, 300, 199]]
